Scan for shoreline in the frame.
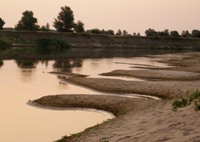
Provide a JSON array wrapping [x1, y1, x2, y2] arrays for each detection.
[[33, 52, 200, 142]]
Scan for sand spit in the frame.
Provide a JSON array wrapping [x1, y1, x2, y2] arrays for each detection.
[[101, 69, 200, 81], [65, 77, 200, 99], [33, 95, 157, 117], [34, 52, 200, 142]]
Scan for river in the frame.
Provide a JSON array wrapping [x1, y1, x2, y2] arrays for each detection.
[[0, 57, 167, 142]]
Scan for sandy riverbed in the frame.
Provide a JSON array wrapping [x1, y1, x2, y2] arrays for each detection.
[[33, 52, 200, 142]]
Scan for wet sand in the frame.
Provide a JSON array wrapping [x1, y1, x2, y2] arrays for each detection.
[[33, 52, 200, 142]]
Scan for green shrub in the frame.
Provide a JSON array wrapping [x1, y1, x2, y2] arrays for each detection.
[[172, 98, 190, 111], [189, 91, 200, 102], [172, 91, 200, 111]]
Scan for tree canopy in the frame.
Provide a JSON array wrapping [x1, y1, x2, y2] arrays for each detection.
[[74, 20, 85, 33], [0, 18, 5, 30], [192, 30, 200, 38], [53, 6, 75, 32], [15, 10, 39, 31]]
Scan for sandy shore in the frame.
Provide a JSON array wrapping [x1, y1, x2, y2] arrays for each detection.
[[33, 52, 200, 142]]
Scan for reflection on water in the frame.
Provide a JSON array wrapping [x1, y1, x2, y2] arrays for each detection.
[[0, 60, 3, 68], [0, 60, 112, 142], [53, 59, 83, 72], [0, 56, 168, 142], [15, 59, 39, 69]]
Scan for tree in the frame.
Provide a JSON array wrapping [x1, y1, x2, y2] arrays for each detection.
[[170, 31, 180, 37], [101, 29, 114, 35], [182, 30, 191, 37], [192, 30, 200, 38], [54, 6, 75, 32], [40, 23, 50, 31], [107, 30, 114, 35], [0, 18, 5, 30], [145, 28, 158, 37], [136, 32, 141, 37], [86, 28, 101, 34], [15, 10, 39, 31], [158, 29, 169, 37], [116, 29, 122, 36], [74, 20, 85, 33], [123, 30, 128, 36]]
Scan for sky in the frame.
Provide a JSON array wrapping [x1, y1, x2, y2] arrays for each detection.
[[1, 0, 200, 35]]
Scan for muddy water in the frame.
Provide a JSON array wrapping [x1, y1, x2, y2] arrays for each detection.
[[0, 57, 167, 142]]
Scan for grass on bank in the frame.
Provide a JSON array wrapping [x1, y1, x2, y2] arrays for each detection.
[[0, 37, 12, 50], [172, 91, 200, 111]]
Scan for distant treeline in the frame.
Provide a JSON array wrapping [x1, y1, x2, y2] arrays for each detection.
[[0, 5, 200, 38], [145, 28, 200, 38]]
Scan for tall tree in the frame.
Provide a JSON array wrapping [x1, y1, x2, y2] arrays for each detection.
[[0, 18, 5, 30], [54, 6, 75, 32], [15, 10, 39, 31], [74, 20, 85, 33]]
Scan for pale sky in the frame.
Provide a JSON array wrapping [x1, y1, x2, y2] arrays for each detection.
[[1, 0, 200, 34]]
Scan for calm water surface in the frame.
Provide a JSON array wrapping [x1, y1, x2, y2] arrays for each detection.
[[0, 57, 167, 142]]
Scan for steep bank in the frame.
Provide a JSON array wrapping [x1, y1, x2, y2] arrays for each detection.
[[1, 31, 200, 49]]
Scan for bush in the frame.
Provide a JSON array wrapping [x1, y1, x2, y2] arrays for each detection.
[[172, 91, 200, 111], [172, 98, 190, 111]]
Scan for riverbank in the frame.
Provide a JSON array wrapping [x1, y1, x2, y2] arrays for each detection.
[[1, 31, 200, 49], [33, 52, 200, 142]]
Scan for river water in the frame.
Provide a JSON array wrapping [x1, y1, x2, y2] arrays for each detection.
[[0, 57, 167, 142]]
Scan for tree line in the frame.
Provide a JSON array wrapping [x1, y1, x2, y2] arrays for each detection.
[[145, 28, 200, 38], [0, 5, 200, 38]]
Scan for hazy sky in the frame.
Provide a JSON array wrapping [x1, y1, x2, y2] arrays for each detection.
[[1, 0, 200, 34]]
